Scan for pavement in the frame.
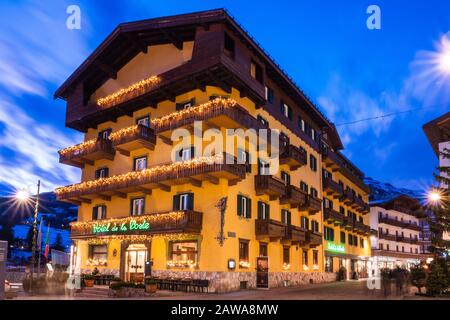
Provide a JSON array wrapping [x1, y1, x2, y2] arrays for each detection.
[[11, 280, 447, 300]]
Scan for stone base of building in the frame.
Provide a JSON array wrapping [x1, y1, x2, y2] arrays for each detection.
[[151, 270, 337, 293]]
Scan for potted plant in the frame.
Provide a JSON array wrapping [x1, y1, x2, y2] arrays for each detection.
[[84, 274, 95, 287], [145, 278, 157, 293]]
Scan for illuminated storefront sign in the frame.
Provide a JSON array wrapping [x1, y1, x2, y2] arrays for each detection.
[[327, 242, 345, 253], [93, 219, 150, 234]]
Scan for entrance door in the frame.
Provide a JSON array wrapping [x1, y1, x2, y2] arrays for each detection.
[[256, 256, 269, 289], [125, 244, 147, 283]]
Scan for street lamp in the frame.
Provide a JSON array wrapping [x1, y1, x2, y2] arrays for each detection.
[[15, 180, 40, 293], [427, 189, 443, 205]]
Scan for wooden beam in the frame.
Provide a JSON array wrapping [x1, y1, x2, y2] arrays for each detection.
[[228, 179, 240, 186], [157, 183, 171, 192], [207, 71, 231, 93], [79, 197, 92, 204], [137, 187, 152, 195], [116, 148, 130, 157], [123, 33, 148, 54], [99, 194, 112, 201], [113, 191, 127, 199], [205, 174, 219, 185], [66, 199, 82, 206], [159, 28, 183, 50], [191, 76, 206, 92], [158, 135, 173, 145], [189, 178, 202, 188], [80, 158, 94, 166], [94, 61, 117, 80]]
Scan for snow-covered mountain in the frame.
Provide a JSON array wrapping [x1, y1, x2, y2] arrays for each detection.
[[364, 177, 423, 204]]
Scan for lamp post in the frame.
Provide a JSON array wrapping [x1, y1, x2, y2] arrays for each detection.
[[15, 180, 41, 293]]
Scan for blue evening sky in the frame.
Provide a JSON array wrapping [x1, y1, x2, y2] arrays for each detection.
[[0, 0, 449, 194]]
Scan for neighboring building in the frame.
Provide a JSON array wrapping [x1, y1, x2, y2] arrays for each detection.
[[54, 9, 370, 292], [423, 112, 450, 244], [369, 195, 429, 271]]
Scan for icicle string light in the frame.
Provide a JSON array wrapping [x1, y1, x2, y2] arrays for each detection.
[[55, 154, 225, 198], [59, 139, 97, 157], [97, 75, 160, 107], [81, 233, 198, 244], [109, 125, 139, 141]]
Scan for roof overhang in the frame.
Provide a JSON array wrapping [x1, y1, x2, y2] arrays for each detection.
[[423, 111, 450, 157]]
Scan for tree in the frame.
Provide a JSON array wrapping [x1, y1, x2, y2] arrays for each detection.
[[410, 264, 427, 294], [0, 225, 14, 258], [25, 226, 34, 251], [51, 233, 65, 252], [426, 259, 449, 296]]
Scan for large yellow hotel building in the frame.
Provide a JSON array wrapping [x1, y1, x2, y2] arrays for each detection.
[[55, 9, 371, 292]]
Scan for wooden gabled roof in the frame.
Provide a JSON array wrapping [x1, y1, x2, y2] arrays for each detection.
[[423, 111, 450, 157]]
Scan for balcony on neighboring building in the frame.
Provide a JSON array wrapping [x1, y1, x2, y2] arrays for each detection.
[[343, 216, 356, 230], [280, 185, 307, 208], [300, 195, 322, 215], [56, 153, 246, 204], [255, 219, 286, 241], [254, 175, 286, 200], [279, 144, 307, 170], [396, 236, 419, 244], [354, 221, 370, 235], [282, 225, 307, 245], [379, 216, 421, 231], [306, 230, 323, 247], [70, 210, 203, 238], [323, 177, 344, 199], [324, 208, 345, 226], [110, 124, 156, 156], [59, 139, 115, 168], [379, 233, 396, 241]]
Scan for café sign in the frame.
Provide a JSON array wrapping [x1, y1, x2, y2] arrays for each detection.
[[93, 219, 150, 235], [327, 242, 345, 253]]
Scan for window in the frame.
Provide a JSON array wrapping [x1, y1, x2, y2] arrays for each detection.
[[386, 244, 390, 251], [237, 195, 251, 218], [310, 187, 318, 199], [173, 193, 194, 211], [98, 128, 112, 140], [313, 250, 318, 265], [298, 116, 305, 131], [311, 220, 319, 232], [283, 246, 290, 264], [281, 171, 291, 186], [239, 240, 250, 265], [415, 248, 418, 254], [131, 198, 145, 216], [88, 245, 107, 261], [325, 255, 333, 272], [92, 205, 106, 220], [324, 227, 334, 241], [340, 231, 346, 244], [281, 210, 291, 225], [301, 216, 309, 230], [170, 241, 198, 264], [339, 206, 345, 216], [176, 98, 195, 111], [360, 238, 364, 248], [259, 242, 268, 256], [379, 243, 383, 250], [257, 115, 269, 127], [353, 236, 358, 247], [348, 234, 353, 245], [402, 246, 405, 252], [95, 167, 109, 179], [280, 100, 292, 120], [238, 148, 251, 173], [265, 86, 274, 104], [323, 198, 333, 209], [136, 115, 150, 127], [309, 155, 317, 171], [302, 250, 308, 266], [177, 146, 195, 162], [258, 159, 270, 175], [300, 181, 309, 193], [257, 201, 270, 220], [134, 156, 147, 171], [250, 60, 263, 83], [224, 32, 235, 58]]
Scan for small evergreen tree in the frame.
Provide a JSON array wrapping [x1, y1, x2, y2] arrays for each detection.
[[426, 259, 449, 296], [410, 264, 427, 294], [25, 226, 35, 250], [52, 233, 65, 252]]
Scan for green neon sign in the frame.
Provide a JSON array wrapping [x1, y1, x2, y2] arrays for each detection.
[[327, 242, 345, 253], [92, 219, 150, 234]]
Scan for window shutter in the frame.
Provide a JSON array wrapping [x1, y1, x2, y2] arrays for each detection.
[[92, 207, 97, 220], [104, 168, 109, 177], [173, 194, 180, 211], [95, 169, 100, 179], [247, 197, 252, 218], [245, 151, 251, 173], [288, 106, 292, 120], [188, 193, 194, 210], [266, 203, 270, 219], [101, 206, 106, 219], [190, 146, 195, 159], [280, 99, 284, 114], [258, 201, 263, 219], [237, 195, 242, 216]]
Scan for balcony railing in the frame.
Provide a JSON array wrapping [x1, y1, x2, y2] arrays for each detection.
[[70, 210, 202, 238], [379, 233, 397, 241], [300, 195, 322, 214], [56, 154, 246, 203], [110, 124, 156, 156], [282, 225, 307, 244], [59, 139, 115, 168], [379, 216, 421, 231], [280, 185, 307, 207], [306, 230, 323, 247], [343, 216, 355, 230], [354, 221, 370, 235], [396, 236, 419, 244], [323, 177, 343, 198], [324, 208, 345, 225], [280, 145, 307, 170], [343, 190, 369, 213], [254, 175, 286, 200], [255, 219, 286, 241]]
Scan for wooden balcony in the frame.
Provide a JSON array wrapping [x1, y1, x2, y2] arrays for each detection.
[[300, 195, 322, 215], [254, 175, 286, 200], [378, 216, 421, 231], [282, 225, 307, 245], [56, 154, 246, 204], [354, 221, 370, 235], [280, 145, 307, 170], [110, 124, 156, 156], [280, 185, 307, 208], [396, 236, 419, 244], [324, 208, 344, 225], [59, 139, 115, 168], [255, 219, 286, 241], [323, 177, 343, 199], [70, 210, 202, 239], [343, 190, 369, 213], [379, 233, 397, 241], [343, 216, 355, 230], [306, 230, 323, 247]]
